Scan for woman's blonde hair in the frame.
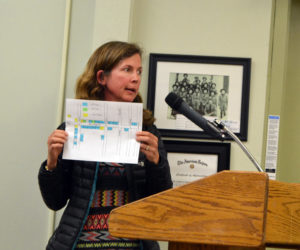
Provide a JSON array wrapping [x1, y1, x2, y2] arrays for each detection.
[[75, 41, 155, 125]]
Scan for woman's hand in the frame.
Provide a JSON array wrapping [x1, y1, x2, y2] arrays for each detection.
[[136, 131, 159, 164], [47, 130, 68, 170]]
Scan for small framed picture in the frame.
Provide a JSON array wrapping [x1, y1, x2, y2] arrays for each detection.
[[163, 140, 231, 188], [147, 53, 251, 141]]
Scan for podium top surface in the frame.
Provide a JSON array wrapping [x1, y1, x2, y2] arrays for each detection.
[[265, 179, 300, 247], [109, 171, 269, 248]]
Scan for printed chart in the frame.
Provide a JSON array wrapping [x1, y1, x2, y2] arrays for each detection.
[[63, 99, 143, 163]]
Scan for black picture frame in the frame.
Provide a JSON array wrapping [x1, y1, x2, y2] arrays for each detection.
[[147, 53, 251, 141]]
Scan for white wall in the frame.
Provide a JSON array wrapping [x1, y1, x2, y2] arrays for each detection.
[[0, 0, 65, 249]]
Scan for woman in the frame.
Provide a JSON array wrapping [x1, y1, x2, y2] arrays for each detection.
[[38, 41, 173, 250]]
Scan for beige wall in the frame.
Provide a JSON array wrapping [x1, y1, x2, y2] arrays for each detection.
[[130, 0, 273, 172], [277, 0, 300, 182], [263, 0, 300, 184], [0, 0, 66, 249]]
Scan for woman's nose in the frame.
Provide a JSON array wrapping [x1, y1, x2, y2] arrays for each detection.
[[132, 71, 140, 82]]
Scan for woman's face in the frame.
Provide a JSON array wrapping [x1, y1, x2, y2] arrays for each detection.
[[101, 53, 142, 102]]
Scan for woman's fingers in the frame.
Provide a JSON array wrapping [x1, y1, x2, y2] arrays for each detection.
[[136, 131, 158, 146], [48, 130, 68, 144], [47, 130, 68, 168], [136, 131, 159, 164]]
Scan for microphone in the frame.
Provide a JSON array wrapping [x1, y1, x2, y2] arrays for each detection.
[[165, 92, 225, 140]]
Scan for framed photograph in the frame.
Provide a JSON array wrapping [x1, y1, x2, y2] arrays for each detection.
[[147, 53, 251, 141], [163, 140, 230, 188]]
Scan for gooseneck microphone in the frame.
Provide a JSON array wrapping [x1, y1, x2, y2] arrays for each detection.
[[165, 92, 264, 172], [165, 92, 225, 140]]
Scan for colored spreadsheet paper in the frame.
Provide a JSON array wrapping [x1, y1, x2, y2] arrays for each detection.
[[62, 99, 143, 163]]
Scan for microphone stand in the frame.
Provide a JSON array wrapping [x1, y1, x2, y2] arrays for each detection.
[[212, 119, 264, 173]]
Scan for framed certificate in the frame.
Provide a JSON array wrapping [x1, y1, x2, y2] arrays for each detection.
[[163, 140, 231, 187]]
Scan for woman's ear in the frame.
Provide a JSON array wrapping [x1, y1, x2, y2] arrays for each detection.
[[96, 70, 105, 86]]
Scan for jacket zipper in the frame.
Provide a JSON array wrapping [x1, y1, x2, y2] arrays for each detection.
[[71, 162, 100, 250]]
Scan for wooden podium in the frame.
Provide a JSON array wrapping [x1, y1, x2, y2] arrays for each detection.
[[109, 171, 300, 249]]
